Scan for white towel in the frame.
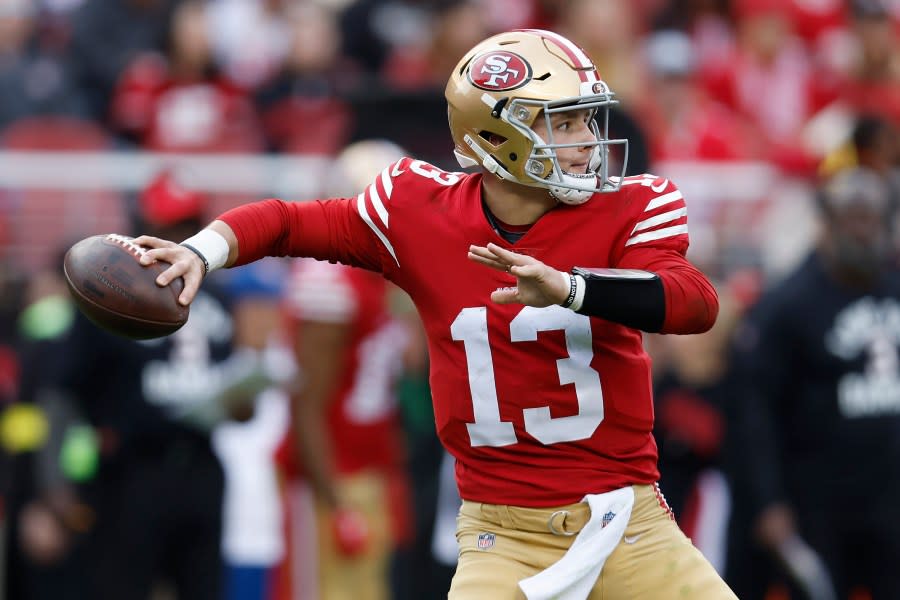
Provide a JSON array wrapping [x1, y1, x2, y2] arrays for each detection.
[[518, 486, 635, 600]]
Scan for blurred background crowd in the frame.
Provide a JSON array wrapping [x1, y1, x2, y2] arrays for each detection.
[[1, 0, 899, 599]]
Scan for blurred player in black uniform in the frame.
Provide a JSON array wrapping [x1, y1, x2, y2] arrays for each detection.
[[727, 167, 900, 600], [28, 171, 262, 600]]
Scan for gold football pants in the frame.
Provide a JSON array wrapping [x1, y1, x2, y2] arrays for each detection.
[[450, 484, 737, 599]]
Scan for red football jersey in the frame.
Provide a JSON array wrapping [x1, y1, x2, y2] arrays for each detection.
[[222, 158, 712, 506], [277, 259, 407, 478]]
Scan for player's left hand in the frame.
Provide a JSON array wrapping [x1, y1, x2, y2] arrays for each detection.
[[468, 243, 569, 307]]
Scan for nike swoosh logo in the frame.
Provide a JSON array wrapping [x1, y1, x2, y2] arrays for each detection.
[[622, 534, 642, 544], [391, 163, 405, 177], [649, 179, 669, 193]]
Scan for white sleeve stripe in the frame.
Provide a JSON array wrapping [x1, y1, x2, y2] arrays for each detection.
[[380, 167, 393, 199], [357, 192, 400, 266], [644, 190, 683, 212], [626, 224, 689, 246], [366, 184, 389, 228], [631, 207, 687, 234]]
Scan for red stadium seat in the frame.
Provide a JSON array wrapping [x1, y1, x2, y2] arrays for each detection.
[[0, 116, 112, 151], [261, 97, 352, 155], [0, 117, 128, 271]]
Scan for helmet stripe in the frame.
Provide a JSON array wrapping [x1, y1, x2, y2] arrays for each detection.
[[519, 29, 598, 83]]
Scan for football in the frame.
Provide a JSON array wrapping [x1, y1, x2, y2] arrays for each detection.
[[63, 234, 189, 339]]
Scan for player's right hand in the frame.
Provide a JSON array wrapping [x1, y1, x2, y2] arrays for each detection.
[[468, 243, 570, 307], [136, 236, 204, 306]]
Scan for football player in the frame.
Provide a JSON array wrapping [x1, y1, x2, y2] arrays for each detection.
[[272, 141, 414, 600], [137, 29, 735, 599]]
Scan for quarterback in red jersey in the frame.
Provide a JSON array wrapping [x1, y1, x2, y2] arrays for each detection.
[[138, 29, 735, 599]]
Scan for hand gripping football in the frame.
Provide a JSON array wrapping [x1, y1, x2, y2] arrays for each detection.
[[63, 234, 189, 339]]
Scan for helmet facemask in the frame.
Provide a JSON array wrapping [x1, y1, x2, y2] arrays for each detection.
[[508, 91, 629, 205]]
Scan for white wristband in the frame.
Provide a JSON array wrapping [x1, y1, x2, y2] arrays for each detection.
[[180, 229, 229, 273], [570, 274, 586, 312]]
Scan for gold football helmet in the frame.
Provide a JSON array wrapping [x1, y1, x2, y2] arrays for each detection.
[[445, 29, 628, 204]]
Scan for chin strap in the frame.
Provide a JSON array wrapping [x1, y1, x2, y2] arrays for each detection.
[[548, 175, 596, 205], [548, 146, 603, 205]]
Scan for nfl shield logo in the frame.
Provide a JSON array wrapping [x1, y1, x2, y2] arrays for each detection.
[[601, 511, 616, 528], [476, 532, 496, 550]]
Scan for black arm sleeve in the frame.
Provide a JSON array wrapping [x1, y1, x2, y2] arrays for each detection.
[[573, 270, 665, 332]]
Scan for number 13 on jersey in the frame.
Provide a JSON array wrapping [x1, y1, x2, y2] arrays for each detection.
[[451, 304, 605, 447]]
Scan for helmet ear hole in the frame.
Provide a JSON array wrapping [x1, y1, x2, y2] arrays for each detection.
[[478, 131, 507, 148]]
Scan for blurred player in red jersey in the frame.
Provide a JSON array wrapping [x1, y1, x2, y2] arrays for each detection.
[[272, 141, 414, 600], [136, 29, 735, 599]]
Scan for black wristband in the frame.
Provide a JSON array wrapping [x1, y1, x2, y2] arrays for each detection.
[[560, 272, 578, 308], [180, 243, 209, 277], [572, 268, 665, 332]]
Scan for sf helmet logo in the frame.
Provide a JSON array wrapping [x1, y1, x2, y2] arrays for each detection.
[[468, 51, 532, 91]]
